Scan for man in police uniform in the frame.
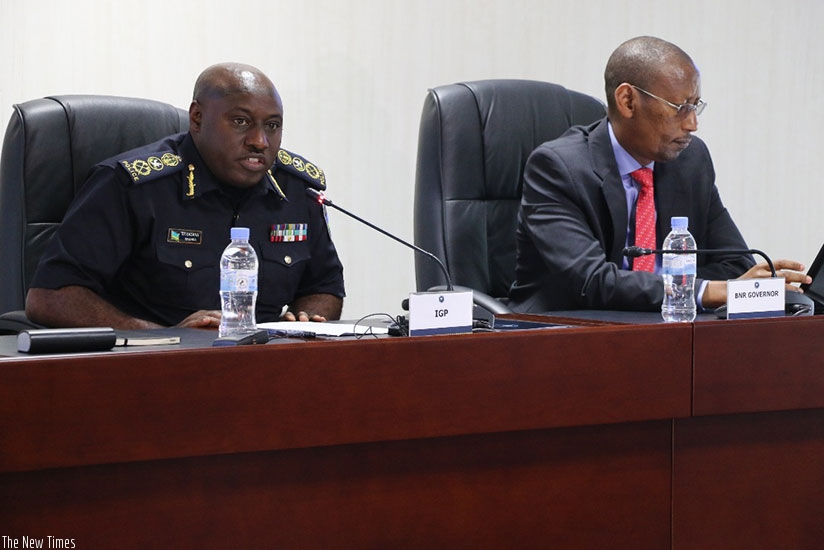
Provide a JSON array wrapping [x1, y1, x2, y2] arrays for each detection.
[[25, 62, 345, 329]]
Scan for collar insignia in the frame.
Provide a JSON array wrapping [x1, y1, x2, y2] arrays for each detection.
[[186, 164, 196, 197], [267, 170, 287, 201]]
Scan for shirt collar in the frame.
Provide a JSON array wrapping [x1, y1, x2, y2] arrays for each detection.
[[607, 121, 654, 178]]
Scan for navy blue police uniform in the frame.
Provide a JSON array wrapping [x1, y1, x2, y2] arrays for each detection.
[[30, 132, 345, 326]]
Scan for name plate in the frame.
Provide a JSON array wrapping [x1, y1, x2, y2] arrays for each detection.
[[726, 278, 785, 319], [408, 290, 473, 336]]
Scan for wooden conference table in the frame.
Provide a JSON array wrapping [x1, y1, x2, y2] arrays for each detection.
[[1, 313, 824, 549]]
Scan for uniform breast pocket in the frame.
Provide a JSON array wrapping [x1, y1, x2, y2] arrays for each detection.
[[256, 241, 311, 309], [155, 245, 221, 309]]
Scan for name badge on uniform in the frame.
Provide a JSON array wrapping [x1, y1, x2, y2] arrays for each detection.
[[270, 223, 308, 242], [167, 228, 203, 245]]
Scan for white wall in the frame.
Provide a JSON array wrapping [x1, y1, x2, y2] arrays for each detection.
[[2, 0, 822, 319]]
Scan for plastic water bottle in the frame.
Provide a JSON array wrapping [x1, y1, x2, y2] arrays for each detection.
[[218, 227, 259, 337], [661, 216, 697, 323]]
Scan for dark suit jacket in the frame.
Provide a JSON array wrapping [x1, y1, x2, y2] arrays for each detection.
[[509, 117, 755, 312]]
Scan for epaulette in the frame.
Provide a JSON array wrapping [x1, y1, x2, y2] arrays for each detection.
[[118, 150, 185, 184], [275, 149, 327, 190]]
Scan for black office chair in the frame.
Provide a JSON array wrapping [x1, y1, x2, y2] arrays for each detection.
[[0, 95, 189, 334], [413, 79, 606, 313]]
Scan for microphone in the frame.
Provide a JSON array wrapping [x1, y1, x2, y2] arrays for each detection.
[[305, 187, 454, 290], [622, 246, 776, 277]]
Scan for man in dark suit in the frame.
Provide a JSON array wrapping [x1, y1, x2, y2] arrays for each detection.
[[509, 36, 809, 312]]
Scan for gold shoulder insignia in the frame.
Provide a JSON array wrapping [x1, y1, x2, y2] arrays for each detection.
[[275, 148, 327, 190], [119, 150, 184, 184]]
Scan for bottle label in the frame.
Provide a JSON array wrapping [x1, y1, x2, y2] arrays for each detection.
[[220, 269, 258, 292], [662, 253, 697, 276]]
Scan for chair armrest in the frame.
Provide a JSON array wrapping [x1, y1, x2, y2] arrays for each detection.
[[0, 310, 44, 335]]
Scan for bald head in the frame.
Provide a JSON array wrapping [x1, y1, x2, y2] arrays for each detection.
[[188, 62, 284, 188], [604, 36, 696, 113], [193, 62, 279, 103]]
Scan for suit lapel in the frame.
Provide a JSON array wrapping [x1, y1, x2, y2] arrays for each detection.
[[589, 120, 627, 263], [653, 162, 689, 247]]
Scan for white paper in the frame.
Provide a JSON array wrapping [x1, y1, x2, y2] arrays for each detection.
[[257, 321, 388, 337]]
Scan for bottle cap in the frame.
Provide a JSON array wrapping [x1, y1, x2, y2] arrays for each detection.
[[230, 227, 250, 240], [670, 216, 689, 229]]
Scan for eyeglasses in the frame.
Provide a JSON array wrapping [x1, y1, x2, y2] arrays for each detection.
[[630, 85, 706, 118]]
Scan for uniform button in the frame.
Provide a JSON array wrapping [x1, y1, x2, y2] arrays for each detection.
[[284, 255, 292, 265], [184, 260, 193, 268]]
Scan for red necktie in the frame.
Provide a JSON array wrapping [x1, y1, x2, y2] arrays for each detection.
[[631, 167, 656, 272]]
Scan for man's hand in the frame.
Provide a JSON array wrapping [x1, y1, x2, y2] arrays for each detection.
[[738, 259, 811, 288], [703, 259, 812, 308], [281, 293, 343, 322], [176, 310, 222, 328], [281, 310, 327, 322]]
